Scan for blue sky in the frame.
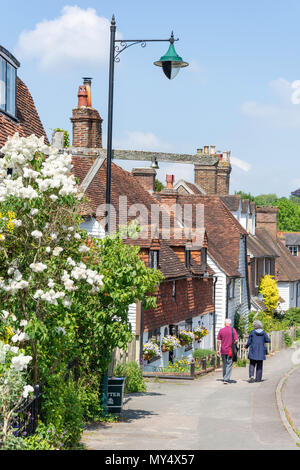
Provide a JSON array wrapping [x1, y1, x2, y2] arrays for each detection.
[[2, 0, 300, 196]]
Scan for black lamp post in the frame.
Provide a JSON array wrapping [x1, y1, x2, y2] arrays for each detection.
[[105, 14, 188, 234], [101, 15, 188, 415]]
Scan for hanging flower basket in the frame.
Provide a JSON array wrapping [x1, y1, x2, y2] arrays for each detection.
[[193, 326, 209, 341], [178, 330, 194, 346], [142, 341, 160, 361], [161, 335, 181, 352]]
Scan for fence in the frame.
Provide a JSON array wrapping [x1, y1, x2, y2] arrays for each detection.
[[108, 339, 137, 375], [237, 327, 299, 360], [142, 353, 222, 379], [13, 385, 41, 438]]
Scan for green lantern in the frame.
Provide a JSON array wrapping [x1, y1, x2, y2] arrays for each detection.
[[154, 32, 189, 79]]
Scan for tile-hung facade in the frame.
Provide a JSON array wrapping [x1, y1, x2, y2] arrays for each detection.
[[67, 80, 215, 366], [0, 45, 48, 148]]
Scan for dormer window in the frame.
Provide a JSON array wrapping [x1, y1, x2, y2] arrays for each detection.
[[149, 250, 159, 269], [0, 46, 19, 119]]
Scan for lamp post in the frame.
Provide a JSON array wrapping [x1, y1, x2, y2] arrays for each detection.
[[105, 14, 188, 234], [101, 15, 188, 415]]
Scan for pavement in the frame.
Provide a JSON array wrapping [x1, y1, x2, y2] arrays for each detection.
[[81, 348, 300, 450]]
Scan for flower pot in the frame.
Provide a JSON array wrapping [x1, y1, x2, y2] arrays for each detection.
[[194, 334, 200, 341], [180, 340, 189, 346], [142, 354, 152, 361], [161, 345, 169, 353]]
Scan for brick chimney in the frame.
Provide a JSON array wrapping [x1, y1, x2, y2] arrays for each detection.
[[256, 206, 278, 239], [159, 175, 178, 207], [71, 79, 103, 148], [194, 146, 231, 195], [131, 168, 156, 192]]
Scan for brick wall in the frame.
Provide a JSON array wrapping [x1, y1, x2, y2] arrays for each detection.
[[131, 168, 156, 192], [144, 277, 214, 330]]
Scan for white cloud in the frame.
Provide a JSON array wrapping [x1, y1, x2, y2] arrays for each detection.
[[113, 130, 172, 152], [241, 77, 300, 128], [15, 6, 118, 70], [230, 156, 251, 172]]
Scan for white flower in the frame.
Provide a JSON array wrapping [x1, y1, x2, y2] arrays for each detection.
[[74, 233, 81, 240], [30, 208, 39, 216], [20, 320, 28, 327], [33, 289, 44, 299], [31, 230, 43, 239], [78, 245, 90, 253], [22, 385, 34, 398], [12, 219, 22, 227], [50, 194, 58, 202], [29, 262, 47, 273], [46, 247, 51, 253], [48, 279, 55, 288], [53, 246, 63, 256], [67, 257, 76, 267], [10, 346, 19, 354], [57, 326, 66, 335], [1, 310, 9, 319], [51, 233, 57, 240]]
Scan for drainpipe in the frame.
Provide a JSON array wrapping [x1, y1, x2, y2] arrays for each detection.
[[243, 234, 251, 310], [226, 278, 230, 319], [213, 276, 218, 350]]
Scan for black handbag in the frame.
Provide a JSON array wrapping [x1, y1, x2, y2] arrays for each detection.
[[231, 328, 238, 362]]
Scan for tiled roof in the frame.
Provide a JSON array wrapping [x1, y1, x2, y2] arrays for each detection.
[[281, 232, 300, 246], [174, 180, 204, 195], [176, 195, 246, 277], [254, 228, 300, 282], [158, 240, 189, 279], [220, 195, 241, 212], [291, 188, 300, 198], [247, 230, 279, 258], [0, 77, 49, 148]]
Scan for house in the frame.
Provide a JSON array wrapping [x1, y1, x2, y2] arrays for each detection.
[[251, 207, 300, 311], [279, 232, 300, 257], [66, 80, 216, 366], [0, 45, 48, 148]]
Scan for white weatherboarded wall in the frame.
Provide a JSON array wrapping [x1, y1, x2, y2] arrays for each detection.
[[207, 255, 227, 336]]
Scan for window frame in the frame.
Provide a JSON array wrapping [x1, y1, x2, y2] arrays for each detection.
[[288, 246, 298, 257], [0, 47, 18, 120]]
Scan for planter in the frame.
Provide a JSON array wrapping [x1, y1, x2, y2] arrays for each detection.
[[161, 345, 170, 353], [180, 340, 191, 347], [194, 334, 201, 341], [142, 354, 153, 361]]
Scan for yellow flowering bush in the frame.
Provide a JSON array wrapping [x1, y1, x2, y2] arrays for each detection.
[[259, 275, 279, 315]]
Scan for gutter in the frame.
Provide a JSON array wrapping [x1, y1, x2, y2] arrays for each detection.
[[213, 276, 218, 350]]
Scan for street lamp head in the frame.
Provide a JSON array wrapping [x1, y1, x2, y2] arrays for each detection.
[[153, 32, 188, 79], [151, 155, 159, 169]]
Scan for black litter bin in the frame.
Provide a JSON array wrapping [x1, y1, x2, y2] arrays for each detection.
[[107, 377, 126, 413]]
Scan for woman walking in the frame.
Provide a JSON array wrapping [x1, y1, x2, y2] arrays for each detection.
[[245, 320, 270, 383]]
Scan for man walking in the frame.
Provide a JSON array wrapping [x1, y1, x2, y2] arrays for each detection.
[[217, 318, 238, 384]]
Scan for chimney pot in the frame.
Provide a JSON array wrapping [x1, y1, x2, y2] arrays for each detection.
[[78, 85, 88, 107], [204, 146, 209, 155], [197, 148, 203, 155], [166, 174, 175, 189], [210, 145, 215, 155]]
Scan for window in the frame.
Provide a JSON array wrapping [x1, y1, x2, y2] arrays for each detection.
[[228, 279, 235, 299], [0, 48, 18, 119], [149, 250, 159, 269], [185, 248, 191, 268], [264, 257, 271, 275], [288, 246, 298, 257], [172, 281, 176, 302]]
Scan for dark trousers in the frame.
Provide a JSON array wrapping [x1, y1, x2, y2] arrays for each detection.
[[249, 359, 263, 381]]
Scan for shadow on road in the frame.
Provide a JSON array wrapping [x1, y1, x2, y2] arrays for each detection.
[[121, 408, 158, 423]]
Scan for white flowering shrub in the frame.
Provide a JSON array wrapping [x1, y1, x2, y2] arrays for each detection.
[[0, 134, 104, 384]]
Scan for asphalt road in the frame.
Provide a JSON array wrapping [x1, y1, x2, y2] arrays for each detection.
[[82, 349, 300, 450]]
